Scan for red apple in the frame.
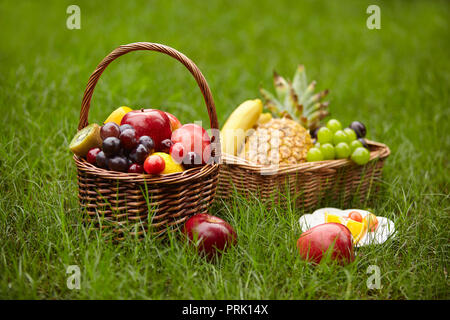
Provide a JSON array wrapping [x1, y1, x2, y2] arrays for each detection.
[[121, 109, 172, 151], [183, 213, 237, 258], [297, 223, 355, 265], [171, 124, 211, 165], [143, 154, 165, 174], [165, 112, 182, 131]]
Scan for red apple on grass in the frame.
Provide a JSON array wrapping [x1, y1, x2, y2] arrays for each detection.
[[171, 124, 211, 165], [183, 213, 237, 258], [121, 109, 172, 151], [297, 223, 355, 265]]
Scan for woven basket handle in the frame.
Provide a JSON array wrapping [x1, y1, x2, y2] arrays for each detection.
[[78, 42, 218, 132]]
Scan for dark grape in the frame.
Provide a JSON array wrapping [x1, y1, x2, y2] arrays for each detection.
[[129, 144, 150, 165], [119, 147, 129, 157], [119, 124, 133, 133], [128, 151, 137, 163], [128, 163, 144, 174], [96, 151, 108, 169], [160, 139, 173, 153], [119, 128, 138, 151], [102, 137, 122, 157], [138, 136, 155, 153], [108, 156, 129, 172], [349, 121, 367, 138], [358, 138, 369, 149], [183, 151, 202, 169], [100, 122, 120, 140], [310, 126, 323, 140]]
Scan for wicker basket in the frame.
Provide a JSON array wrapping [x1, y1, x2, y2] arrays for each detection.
[[217, 140, 390, 211], [74, 42, 220, 240]]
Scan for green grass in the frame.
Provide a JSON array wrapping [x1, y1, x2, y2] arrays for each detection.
[[0, 0, 449, 299]]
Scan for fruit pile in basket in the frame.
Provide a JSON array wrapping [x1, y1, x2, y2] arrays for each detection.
[[69, 106, 212, 174], [221, 65, 372, 166]]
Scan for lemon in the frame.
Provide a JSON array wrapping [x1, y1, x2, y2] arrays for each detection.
[[153, 152, 184, 174], [325, 212, 345, 224], [346, 219, 366, 244], [104, 106, 133, 125]]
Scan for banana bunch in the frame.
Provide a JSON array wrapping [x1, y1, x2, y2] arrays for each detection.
[[221, 99, 263, 156]]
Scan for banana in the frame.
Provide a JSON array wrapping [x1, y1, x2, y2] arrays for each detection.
[[221, 99, 263, 156]]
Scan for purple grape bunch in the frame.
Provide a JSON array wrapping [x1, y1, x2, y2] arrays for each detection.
[[96, 122, 155, 173]]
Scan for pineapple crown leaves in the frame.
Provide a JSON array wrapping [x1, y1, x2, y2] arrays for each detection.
[[259, 65, 330, 130]]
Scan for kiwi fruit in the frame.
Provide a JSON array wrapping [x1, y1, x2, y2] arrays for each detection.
[[69, 123, 102, 157]]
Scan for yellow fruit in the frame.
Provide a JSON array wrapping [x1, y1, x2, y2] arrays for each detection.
[[363, 213, 379, 232], [257, 113, 272, 125], [324, 211, 367, 244], [346, 219, 367, 244], [325, 212, 345, 224], [104, 106, 133, 125], [239, 118, 313, 165], [221, 99, 263, 156], [153, 152, 184, 174]]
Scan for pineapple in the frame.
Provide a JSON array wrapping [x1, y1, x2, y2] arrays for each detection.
[[239, 65, 329, 165], [240, 118, 312, 165]]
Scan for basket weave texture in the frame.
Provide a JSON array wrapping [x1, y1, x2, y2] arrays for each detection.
[[74, 42, 220, 240], [217, 140, 390, 210]]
